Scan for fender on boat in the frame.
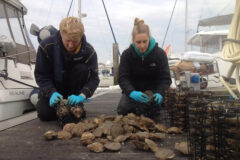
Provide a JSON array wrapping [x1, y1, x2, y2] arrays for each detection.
[[29, 88, 39, 107]]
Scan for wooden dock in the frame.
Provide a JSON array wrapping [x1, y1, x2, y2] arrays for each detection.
[[0, 89, 188, 160]]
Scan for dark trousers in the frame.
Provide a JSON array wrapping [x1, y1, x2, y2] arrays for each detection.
[[37, 94, 57, 121], [117, 93, 162, 118], [37, 63, 89, 121]]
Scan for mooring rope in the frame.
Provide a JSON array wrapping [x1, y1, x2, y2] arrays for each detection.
[[220, 0, 240, 99]]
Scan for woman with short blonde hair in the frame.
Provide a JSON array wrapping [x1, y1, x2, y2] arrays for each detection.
[[35, 16, 99, 123]]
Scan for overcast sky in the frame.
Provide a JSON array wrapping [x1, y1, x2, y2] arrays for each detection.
[[20, 0, 234, 64]]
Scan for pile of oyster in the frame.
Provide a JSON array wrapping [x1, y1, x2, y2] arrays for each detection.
[[55, 100, 86, 127], [44, 113, 189, 159]]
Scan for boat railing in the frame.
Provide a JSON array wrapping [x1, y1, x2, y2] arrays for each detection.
[[0, 49, 36, 77], [5, 49, 35, 58], [3, 49, 36, 64]]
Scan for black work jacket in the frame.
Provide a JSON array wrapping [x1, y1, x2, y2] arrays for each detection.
[[118, 44, 172, 96], [34, 31, 99, 98]]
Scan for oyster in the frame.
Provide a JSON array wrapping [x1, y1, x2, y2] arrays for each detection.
[[144, 90, 154, 102], [44, 130, 57, 140], [167, 127, 183, 134], [100, 121, 114, 136], [154, 123, 167, 133], [154, 148, 175, 160], [63, 123, 76, 133], [80, 132, 95, 146], [110, 123, 124, 139], [70, 106, 85, 119], [93, 127, 104, 138], [98, 138, 109, 145], [87, 142, 105, 153], [104, 142, 121, 151], [123, 124, 135, 133], [114, 135, 130, 143], [71, 122, 86, 137], [131, 140, 149, 151], [56, 105, 70, 118], [174, 142, 189, 155], [149, 133, 165, 140], [57, 131, 72, 140], [145, 138, 158, 152], [131, 132, 149, 141]]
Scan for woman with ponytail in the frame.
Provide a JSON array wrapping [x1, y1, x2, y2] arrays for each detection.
[[117, 18, 171, 120]]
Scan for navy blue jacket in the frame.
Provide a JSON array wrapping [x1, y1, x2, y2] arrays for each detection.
[[118, 44, 172, 96], [34, 31, 99, 98]]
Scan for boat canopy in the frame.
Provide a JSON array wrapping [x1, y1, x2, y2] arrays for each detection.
[[188, 30, 228, 46], [0, 0, 27, 18], [0, 0, 36, 64], [198, 14, 233, 27], [187, 30, 229, 53]]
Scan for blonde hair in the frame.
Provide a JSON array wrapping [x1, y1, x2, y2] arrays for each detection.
[[60, 17, 84, 40], [131, 17, 150, 42]]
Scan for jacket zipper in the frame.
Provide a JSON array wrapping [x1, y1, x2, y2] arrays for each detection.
[[142, 56, 144, 63]]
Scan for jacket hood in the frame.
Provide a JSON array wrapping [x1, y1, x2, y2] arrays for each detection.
[[131, 37, 156, 58]]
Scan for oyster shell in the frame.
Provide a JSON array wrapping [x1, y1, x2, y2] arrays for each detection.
[[154, 148, 175, 160], [80, 132, 95, 146], [110, 123, 124, 138], [145, 138, 158, 152], [87, 142, 105, 153], [174, 142, 189, 155], [131, 140, 149, 151], [63, 123, 76, 133], [44, 130, 57, 140], [57, 131, 72, 140], [104, 142, 121, 151]]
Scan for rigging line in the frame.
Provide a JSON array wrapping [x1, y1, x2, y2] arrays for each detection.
[[0, 79, 7, 89], [168, 0, 181, 51], [88, 0, 111, 59], [162, 0, 178, 48], [0, 73, 38, 88], [67, 0, 74, 17], [101, 0, 120, 56], [45, 0, 54, 25], [197, 0, 205, 32], [72, 0, 75, 16], [204, 0, 213, 16], [198, 0, 205, 20], [101, 0, 117, 44]]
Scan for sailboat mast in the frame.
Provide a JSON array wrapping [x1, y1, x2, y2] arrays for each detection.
[[78, 0, 86, 21], [78, 0, 82, 21], [185, 0, 188, 51]]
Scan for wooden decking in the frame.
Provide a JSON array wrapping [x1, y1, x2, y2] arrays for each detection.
[[0, 89, 188, 160]]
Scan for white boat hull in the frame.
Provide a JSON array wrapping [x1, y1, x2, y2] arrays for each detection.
[[0, 59, 38, 121], [0, 98, 33, 121], [0, 88, 34, 121]]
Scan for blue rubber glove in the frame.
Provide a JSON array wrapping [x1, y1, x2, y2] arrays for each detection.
[[67, 94, 85, 106], [129, 91, 149, 103], [49, 92, 63, 107], [153, 93, 163, 104]]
